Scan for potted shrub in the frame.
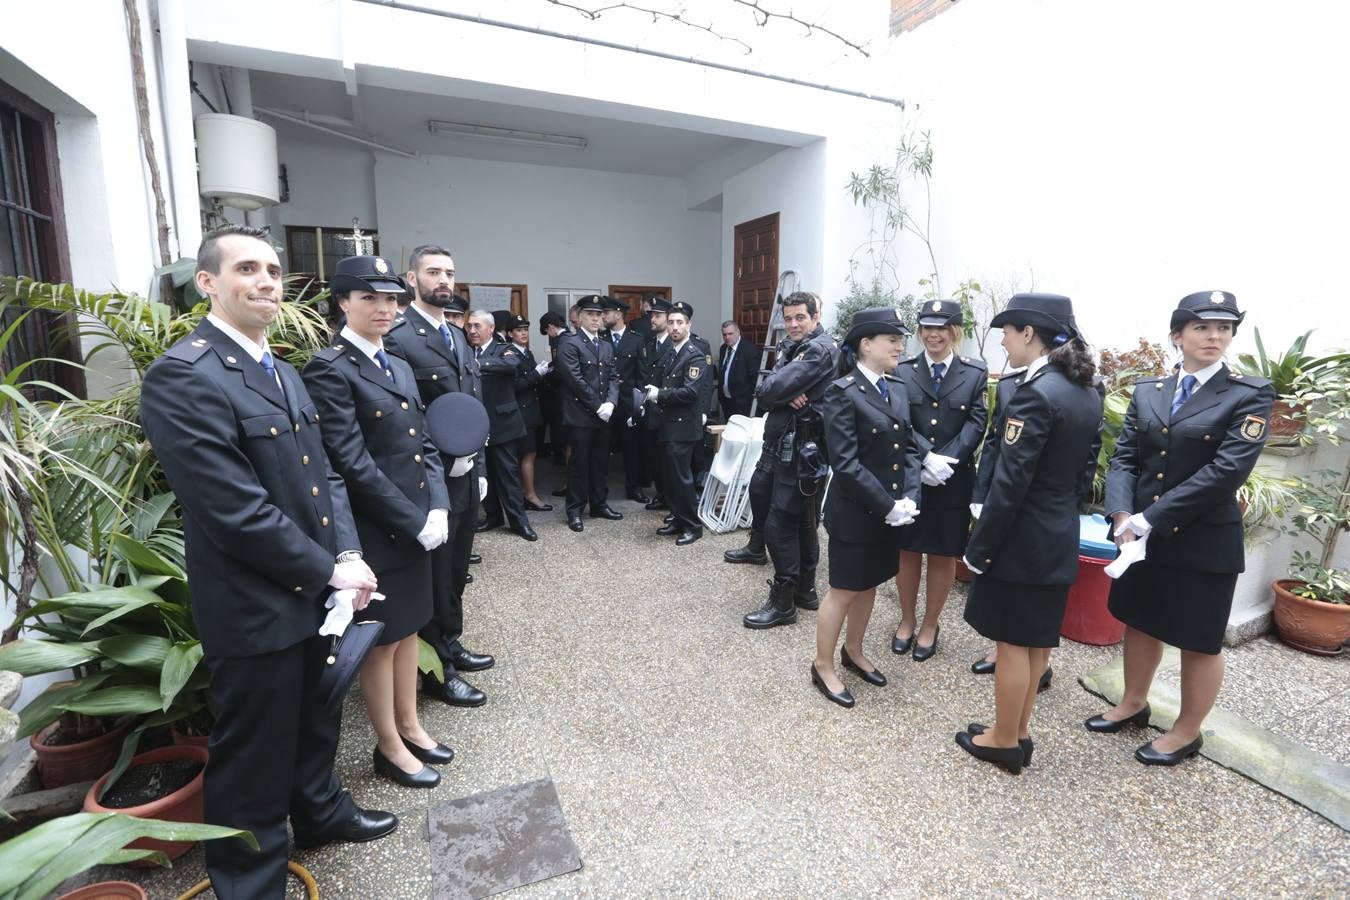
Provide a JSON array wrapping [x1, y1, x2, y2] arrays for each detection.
[[1233, 329, 1348, 443], [82, 744, 210, 864], [0, 811, 252, 900], [1273, 467, 1350, 654]]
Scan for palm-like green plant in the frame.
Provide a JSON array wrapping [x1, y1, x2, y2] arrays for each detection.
[[1233, 328, 1350, 399]]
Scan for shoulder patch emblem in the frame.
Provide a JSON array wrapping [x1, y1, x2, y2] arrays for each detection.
[[687, 364, 701, 380], [1240, 415, 1267, 442], [1004, 417, 1025, 445], [504, 349, 517, 357]]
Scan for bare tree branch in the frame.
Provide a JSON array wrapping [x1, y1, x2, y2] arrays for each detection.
[[730, 0, 870, 56]]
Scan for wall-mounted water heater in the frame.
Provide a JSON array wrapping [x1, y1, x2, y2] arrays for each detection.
[[195, 113, 279, 210]]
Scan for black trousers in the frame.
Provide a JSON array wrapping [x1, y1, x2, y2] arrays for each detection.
[[721, 393, 752, 420], [483, 438, 528, 531], [565, 424, 610, 516], [421, 499, 476, 657], [754, 460, 820, 579], [661, 438, 701, 531], [641, 427, 664, 498], [203, 636, 355, 899], [616, 417, 645, 493]]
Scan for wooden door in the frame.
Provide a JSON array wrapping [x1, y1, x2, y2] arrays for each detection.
[[733, 213, 779, 348], [608, 284, 671, 325]]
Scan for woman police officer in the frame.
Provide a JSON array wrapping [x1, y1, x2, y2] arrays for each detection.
[[810, 309, 923, 707], [302, 255, 458, 788], [890, 299, 988, 661], [957, 294, 1103, 774], [1087, 291, 1274, 765]]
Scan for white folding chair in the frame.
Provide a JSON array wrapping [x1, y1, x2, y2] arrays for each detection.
[[698, 415, 757, 533]]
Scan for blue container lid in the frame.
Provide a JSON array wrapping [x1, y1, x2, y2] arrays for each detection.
[[1079, 513, 1118, 560]]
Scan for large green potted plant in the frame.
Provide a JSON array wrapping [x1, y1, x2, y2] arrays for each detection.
[[1274, 468, 1350, 654], [1233, 328, 1349, 443]]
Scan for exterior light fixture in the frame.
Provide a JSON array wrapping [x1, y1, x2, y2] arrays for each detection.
[[426, 120, 588, 150]]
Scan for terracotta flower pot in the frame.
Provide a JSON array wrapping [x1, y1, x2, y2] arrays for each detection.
[[56, 881, 148, 900], [170, 724, 211, 749], [1272, 579, 1350, 656], [31, 720, 134, 790], [83, 744, 210, 865], [1266, 399, 1305, 443]]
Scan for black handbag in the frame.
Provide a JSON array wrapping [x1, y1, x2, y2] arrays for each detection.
[[315, 619, 385, 709]]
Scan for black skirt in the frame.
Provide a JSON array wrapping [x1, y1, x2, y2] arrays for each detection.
[[898, 504, 970, 557], [1108, 560, 1237, 655], [963, 573, 1069, 648], [827, 530, 902, 592], [367, 555, 433, 645]]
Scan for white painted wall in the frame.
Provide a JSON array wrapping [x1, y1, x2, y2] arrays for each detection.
[[878, 0, 1350, 362], [374, 153, 721, 355], [266, 130, 378, 235]]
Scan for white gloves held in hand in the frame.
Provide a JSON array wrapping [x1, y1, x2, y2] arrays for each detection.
[[417, 508, 449, 551], [1118, 512, 1152, 538], [922, 452, 959, 484], [644, 385, 659, 403], [885, 498, 920, 527], [535, 360, 552, 375], [448, 453, 477, 478], [596, 402, 615, 423]]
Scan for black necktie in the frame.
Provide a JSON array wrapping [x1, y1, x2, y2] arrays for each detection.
[[931, 361, 946, 392]]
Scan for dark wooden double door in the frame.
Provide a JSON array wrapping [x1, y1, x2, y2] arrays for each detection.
[[733, 212, 779, 349]]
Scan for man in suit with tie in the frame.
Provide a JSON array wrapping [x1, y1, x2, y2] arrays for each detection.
[[602, 296, 650, 502], [718, 320, 759, 420], [556, 294, 623, 531], [139, 225, 395, 898], [467, 309, 536, 542], [384, 246, 494, 707]]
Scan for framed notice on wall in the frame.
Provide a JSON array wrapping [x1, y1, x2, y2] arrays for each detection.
[[460, 283, 527, 317]]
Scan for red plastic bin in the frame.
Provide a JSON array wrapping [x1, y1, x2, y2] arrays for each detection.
[[1061, 554, 1125, 645]]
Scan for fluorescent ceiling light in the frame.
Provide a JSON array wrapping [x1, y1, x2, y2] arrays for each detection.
[[427, 120, 588, 150]]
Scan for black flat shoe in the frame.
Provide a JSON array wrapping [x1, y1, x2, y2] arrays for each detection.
[[475, 519, 501, 533], [913, 625, 939, 662], [568, 516, 584, 532], [966, 723, 1034, 767], [400, 735, 455, 765], [656, 523, 680, 536], [971, 658, 996, 675], [524, 500, 554, 512], [675, 529, 702, 546], [551, 487, 567, 497], [591, 506, 624, 520], [468, 553, 482, 565], [464, 572, 474, 584], [1085, 703, 1151, 734], [891, 632, 915, 656], [954, 730, 1023, 775], [293, 808, 398, 849], [810, 663, 855, 708], [841, 649, 887, 686], [373, 747, 439, 788], [1038, 666, 1053, 693], [1135, 735, 1203, 766], [644, 498, 669, 511], [627, 492, 650, 503]]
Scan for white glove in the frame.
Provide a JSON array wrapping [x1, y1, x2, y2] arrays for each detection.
[[535, 360, 551, 375], [962, 556, 985, 575], [969, 503, 983, 519], [626, 417, 635, 427], [644, 385, 659, 403], [328, 558, 377, 591], [702, 414, 707, 425], [921, 469, 944, 487], [1120, 512, 1152, 538], [884, 498, 920, 527], [417, 508, 449, 551], [448, 453, 476, 478], [923, 452, 958, 483], [320, 588, 386, 636], [478, 476, 488, 501], [596, 402, 614, 422]]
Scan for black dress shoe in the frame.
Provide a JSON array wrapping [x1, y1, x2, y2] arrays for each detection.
[[464, 572, 474, 584], [967, 723, 1034, 767], [401, 735, 455, 765], [1085, 703, 1150, 734], [590, 506, 623, 520], [971, 657, 996, 675], [663, 513, 676, 524], [1135, 735, 1203, 766], [373, 747, 439, 788], [568, 516, 584, 532], [524, 500, 554, 512], [810, 663, 855, 708], [512, 525, 538, 542], [476, 519, 501, 533], [293, 808, 398, 849], [841, 649, 887, 686], [954, 730, 1023, 775], [644, 498, 668, 511], [1038, 666, 1053, 693], [468, 553, 482, 565], [627, 491, 650, 503], [912, 625, 939, 661], [551, 487, 567, 497], [892, 633, 915, 656], [449, 646, 495, 672], [656, 523, 680, 536], [421, 673, 487, 707], [675, 529, 702, 546]]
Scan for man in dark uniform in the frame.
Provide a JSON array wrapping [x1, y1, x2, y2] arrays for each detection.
[[140, 225, 395, 898], [385, 245, 493, 707], [602, 295, 649, 502], [743, 291, 841, 629], [718, 320, 760, 420], [557, 294, 623, 531], [637, 297, 674, 509], [647, 301, 715, 544], [467, 309, 536, 541]]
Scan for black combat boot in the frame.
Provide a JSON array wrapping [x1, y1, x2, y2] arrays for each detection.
[[743, 577, 798, 629], [724, 529, 768, 565], [794, 569, 820, 610]]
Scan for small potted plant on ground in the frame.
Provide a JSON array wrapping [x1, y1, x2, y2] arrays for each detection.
[[1273, 467, 1350, 654]]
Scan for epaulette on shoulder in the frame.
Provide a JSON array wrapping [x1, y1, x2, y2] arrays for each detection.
[[882, 372, 901, 382], [1134, 375, 1165, 385], [1227, 371, 1270, 390], [163, 335, 211, 363], [832, 374, 856, 389], [898, 355, 920, 366], [312, 345, 345, 363], [959, 355, 987, 369]]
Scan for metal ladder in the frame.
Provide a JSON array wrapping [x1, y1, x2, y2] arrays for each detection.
[[748, 270, 798, 417]]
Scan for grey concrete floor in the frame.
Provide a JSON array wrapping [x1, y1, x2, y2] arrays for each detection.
[[105, 467, 1348, 898]]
